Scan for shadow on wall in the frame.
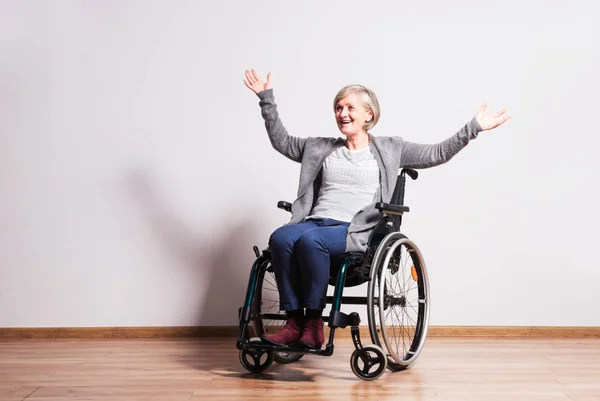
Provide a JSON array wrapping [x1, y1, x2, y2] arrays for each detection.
[[126, 168, 269, 327], [200, 220, 261, 325]]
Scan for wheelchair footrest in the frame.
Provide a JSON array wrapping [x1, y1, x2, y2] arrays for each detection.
[[328, 311, 361, 329], [240, 339, 333, 356]]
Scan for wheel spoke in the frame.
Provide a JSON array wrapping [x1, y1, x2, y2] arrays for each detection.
[[363, 361, 372, 374]]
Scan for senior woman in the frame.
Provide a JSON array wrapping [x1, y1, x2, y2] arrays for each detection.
[[243, 69, 510, 349]]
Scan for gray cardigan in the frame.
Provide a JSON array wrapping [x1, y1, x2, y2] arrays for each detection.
[[257, 89, 482, 253]]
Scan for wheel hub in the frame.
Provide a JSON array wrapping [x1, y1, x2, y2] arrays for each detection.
[[386, 295, 407, 308]]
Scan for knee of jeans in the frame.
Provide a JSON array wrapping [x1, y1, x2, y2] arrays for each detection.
[[296, 230, 326, 252], [269, 227, 292, 251]]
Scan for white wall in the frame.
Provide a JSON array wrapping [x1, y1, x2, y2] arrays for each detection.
[[1, 0, 598, 328]]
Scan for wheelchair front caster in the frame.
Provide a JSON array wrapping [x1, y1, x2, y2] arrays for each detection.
[[350, 344, 388, 381], [239, 349, 274, 373]]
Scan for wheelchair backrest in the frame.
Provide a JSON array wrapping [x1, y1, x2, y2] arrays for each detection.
[[390, 168, 418, 207]]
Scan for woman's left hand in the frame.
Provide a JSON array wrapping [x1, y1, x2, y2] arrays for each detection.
[[475, 101, 511, 131]]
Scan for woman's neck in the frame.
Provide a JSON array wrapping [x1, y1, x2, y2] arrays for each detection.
[[345, 131, 369, 151]]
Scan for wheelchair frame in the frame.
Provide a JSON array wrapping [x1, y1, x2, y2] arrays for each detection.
[[236, 168, 430, 380]]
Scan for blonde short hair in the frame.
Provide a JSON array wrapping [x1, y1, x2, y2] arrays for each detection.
[[333, 85, 380, 132]]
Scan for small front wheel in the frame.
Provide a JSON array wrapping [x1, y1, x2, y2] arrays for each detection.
[[350, 345, 388, 381], [239, 349, 274, 373]]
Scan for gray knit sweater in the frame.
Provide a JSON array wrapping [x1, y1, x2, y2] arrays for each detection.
[[257, 89, 482, 253]]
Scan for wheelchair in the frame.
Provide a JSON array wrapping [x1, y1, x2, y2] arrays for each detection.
[[236, 168, 431, 380]]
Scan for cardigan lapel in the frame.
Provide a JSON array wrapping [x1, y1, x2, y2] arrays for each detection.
[[369, 135, 390, 202]]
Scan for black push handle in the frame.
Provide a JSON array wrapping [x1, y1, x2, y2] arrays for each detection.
[[401, 168, 418, 180]]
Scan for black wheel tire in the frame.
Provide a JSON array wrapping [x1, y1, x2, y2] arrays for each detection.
[[239, 349, 274, 373], [350, 345, 388, 381]]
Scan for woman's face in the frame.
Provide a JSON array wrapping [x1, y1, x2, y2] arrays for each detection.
[[335, 93, 373, 136]]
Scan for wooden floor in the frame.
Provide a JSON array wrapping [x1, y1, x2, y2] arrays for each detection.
[[1, 337, 599, 401]]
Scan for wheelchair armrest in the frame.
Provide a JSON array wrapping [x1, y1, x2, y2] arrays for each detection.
[[277, 201, 292, 213], [375, 202, 410, 215]]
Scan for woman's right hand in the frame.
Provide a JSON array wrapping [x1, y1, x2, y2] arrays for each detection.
[[244, 69, 272, 94]]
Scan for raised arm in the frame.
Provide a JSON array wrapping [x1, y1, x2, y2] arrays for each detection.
[[400, 101, 510, 168], [244, 69, 306, 163]]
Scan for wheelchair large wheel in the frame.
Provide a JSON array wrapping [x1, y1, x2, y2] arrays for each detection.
[[252, 258, 304, 364], [367, 233, 430, 371]]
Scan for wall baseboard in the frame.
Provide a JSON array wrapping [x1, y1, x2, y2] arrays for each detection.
[[1, 325, 599, 340]]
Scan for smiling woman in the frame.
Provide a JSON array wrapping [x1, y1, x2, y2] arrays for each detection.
[[242, 68, 510, 350], [333, 85, 380, 149]]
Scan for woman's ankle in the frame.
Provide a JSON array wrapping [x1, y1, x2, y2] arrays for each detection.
[[285, 309, 304, 319], [305, 308, 323, 320]]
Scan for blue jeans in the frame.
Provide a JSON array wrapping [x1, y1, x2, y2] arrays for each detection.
[[269, 218, 350, 311]]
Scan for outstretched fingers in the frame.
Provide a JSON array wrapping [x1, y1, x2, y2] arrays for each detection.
[[498, 113, 511, 124], [245, 69, 256, 85], [494, 109, 507, 118], [494, 109, 511, 125], [480, 100, 488, 113]]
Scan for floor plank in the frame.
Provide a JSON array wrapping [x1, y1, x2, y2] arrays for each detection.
[[0, 337, 598, 400]]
